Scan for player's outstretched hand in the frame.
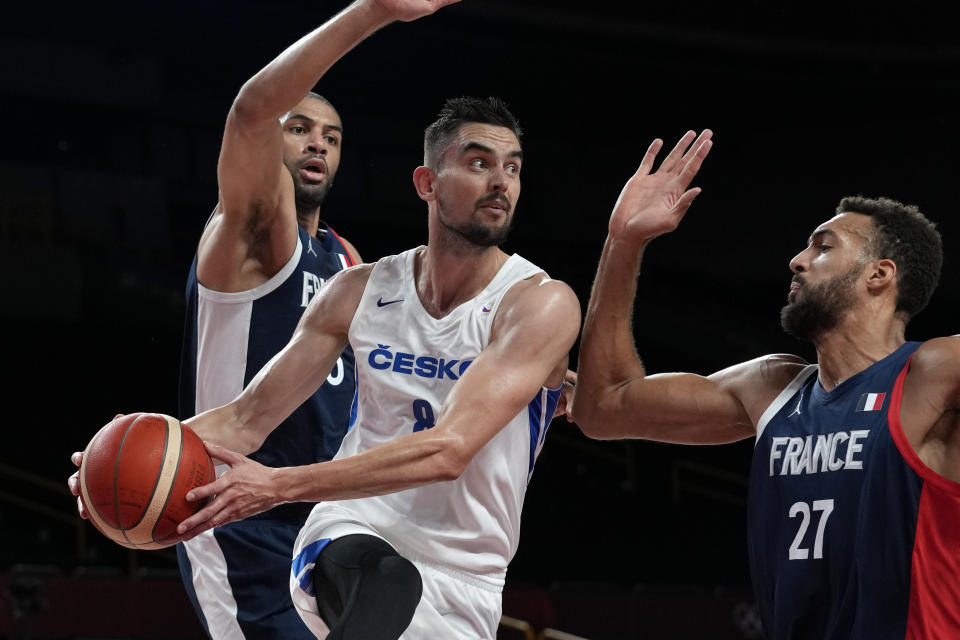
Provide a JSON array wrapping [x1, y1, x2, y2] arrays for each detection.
[[609, 129, 713, 247], [176, 442, 283, 540], [369, 0, 462, 23]]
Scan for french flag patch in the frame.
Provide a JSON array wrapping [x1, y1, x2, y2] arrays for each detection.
[[856, 392, 886, 412]]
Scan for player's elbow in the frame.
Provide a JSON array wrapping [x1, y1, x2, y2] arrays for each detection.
[[433, 438, 472, 481], [571, 388, 622, 440], [229, 82, 274, 127], [574, 414, 623, 441]]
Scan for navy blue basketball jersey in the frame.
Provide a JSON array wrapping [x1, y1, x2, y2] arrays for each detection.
[[177, 223, 358, 639], [179, 223, 357, 478], [748, 341, 960, 639]]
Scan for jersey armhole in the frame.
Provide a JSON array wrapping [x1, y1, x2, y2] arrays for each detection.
[[755, 364, 818, 444], [888, 355, 960, 497], [198, 236, 303, 304]]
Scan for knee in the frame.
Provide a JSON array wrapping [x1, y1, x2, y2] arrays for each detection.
[[370, 554, 422, 607]]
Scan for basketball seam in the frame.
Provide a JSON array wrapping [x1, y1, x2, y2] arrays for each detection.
[[119, 414, 168, 547], [112, 415, 138, 540], [153, 422, 184, 543]]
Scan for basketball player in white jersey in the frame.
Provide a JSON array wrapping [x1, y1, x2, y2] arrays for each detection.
[[171, 86, 580, 636], [153, 5, 580, 639]]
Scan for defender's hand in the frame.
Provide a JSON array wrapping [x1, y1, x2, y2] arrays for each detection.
[[368, 0, 463, 23], [609, 130, 713, 246]]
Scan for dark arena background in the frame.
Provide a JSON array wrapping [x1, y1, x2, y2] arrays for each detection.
[[1, 1, 957, 638]]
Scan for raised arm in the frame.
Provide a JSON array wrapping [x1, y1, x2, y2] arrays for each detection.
[[177, 277, 580, 537], [200, 0, 457, 290], [899, 336, 960, 483], [572, 130, 786, 444]]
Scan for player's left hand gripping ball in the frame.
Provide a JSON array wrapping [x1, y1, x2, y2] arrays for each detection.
[[78, 413, 215, 549]]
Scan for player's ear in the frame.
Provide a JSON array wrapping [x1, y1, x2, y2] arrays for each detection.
[[413, 166, 436, 202], [866, 258, 897, 292]]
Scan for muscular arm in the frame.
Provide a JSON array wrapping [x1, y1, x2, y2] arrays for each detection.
[[573, 234, 773, 444], [178, 277, 580, 536], [572, 131, 786, 444], [899, 336, 960, 483], [199, 0, 443, 289], [185, 265, 369, 453]]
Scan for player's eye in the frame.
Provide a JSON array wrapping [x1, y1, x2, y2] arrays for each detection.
[[325, 135, 339, 146], [470, 158, 487, 169], [290, 125, 307, 135]]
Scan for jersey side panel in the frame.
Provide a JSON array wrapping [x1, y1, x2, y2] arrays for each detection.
[[885, 357, 960, 639]]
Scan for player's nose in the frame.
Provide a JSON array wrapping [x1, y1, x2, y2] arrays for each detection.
[[305, 134, 328, 155], [489, 166, 510, 192], [789, 250, 807, 273]]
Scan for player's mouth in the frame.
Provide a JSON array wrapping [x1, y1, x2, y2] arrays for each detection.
[[299, 158, 327, 183], [788, 277, 803, 301], [477, 197, 510, 216]]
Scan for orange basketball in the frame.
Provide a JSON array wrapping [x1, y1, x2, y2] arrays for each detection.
[[78, 412, 215, 549]]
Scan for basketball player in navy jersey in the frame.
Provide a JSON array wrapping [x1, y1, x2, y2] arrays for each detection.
[[571, 131, 960, 638], [68, 3, 362, 638]]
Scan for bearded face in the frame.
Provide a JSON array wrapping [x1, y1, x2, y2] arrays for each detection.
[[437, 191, 514, 248], [780, 262, 864, 342], [287, 156, 336, 213]]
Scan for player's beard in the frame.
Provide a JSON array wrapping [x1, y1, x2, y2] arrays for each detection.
[[437, 195, 514, 248], [780, 263, 863, 342], [293, 171, 335, 213]]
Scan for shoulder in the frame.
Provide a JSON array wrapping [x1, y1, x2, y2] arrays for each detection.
[[487, 274, 581, 363], [709, 353, 810, 423], [711, 353, 809, 387], [309, 263, 373, 306], [913, 336, 960, 361], [498, 273, 581, 333], [907, 336, 960, 383], [331, 262, 374, 289], [300, 263, 373, 332]]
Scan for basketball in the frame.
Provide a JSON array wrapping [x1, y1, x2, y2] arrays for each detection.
[[78, 412, 216, 549]]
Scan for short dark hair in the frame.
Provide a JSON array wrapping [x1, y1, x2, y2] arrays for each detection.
[[301, 91, 342, 125], [423, 97, 522, 169], [837, 195, 943, 320]]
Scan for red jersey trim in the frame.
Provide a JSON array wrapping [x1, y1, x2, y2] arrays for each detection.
[[327, 226, 356, 267], [887, 355, 960, 497], [888, 354, 960, 639]]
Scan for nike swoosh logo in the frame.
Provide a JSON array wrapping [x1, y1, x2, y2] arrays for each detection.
[[377, 297, 404, 307]]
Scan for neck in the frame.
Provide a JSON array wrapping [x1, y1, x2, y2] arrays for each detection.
[[414, 244, 507, 319], [813, 311, 906, 390], [297, 207, 321, 237]]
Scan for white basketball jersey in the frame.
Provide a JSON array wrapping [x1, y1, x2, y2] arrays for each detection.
[[332, 246, 561, 588]]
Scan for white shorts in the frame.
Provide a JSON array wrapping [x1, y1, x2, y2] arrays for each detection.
[[290, 503, 502, 639]]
